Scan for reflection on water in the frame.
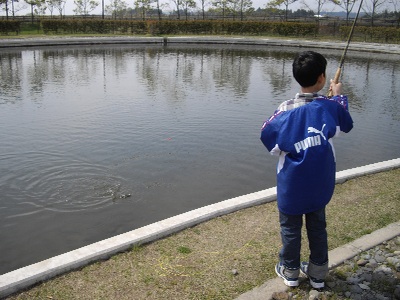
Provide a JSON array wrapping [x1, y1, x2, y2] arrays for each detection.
[[0, 44, 399, 274]]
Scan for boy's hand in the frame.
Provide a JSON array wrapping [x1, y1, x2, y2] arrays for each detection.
[[329, 79, 342, 96]]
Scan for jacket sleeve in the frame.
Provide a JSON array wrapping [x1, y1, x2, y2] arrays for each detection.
[[331, 95, 353, 133], [331, 95, 349, 111], [260, 114, 281, 154]]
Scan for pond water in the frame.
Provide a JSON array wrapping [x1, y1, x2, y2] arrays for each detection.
[[0, 43, 399, 274]]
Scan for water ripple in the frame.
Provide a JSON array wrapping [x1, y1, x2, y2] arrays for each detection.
[[0, 151, 127, 215]]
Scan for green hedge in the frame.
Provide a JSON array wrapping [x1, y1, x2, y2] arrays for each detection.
[[1, 19, 399, 41], [340, 25, 400, 43], [149, 20, 317, 36], [41, 19, 147, 34], [40, 19, 318, 37], [0, 20, 21, 35]]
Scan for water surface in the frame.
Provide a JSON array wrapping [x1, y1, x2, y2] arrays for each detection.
[[0, 44, 399, 274]]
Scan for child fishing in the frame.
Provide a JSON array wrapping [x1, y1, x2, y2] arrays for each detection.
[[260, 51, 353, 288]]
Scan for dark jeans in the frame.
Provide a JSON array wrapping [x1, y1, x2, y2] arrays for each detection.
[[279, 207, 328, 270]]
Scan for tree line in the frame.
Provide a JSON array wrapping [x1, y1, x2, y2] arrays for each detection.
[[1, 0, 399, 28]]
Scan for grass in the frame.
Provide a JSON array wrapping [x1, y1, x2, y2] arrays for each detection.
[[177, 246, 192, 254], [5, 168, 400, 300]]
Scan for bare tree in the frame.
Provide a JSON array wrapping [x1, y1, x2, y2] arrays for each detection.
[[50, 0, 66, 17], [339, 0, 357, 24], [302, 0, 339, 27], [267, 0, 298, 21], [25, 0, 46, 22], [1, 0, 10, 19], [171, 0, 182, 18], [134, 0, 152, 20], [7, 0, 28, 18], [154, 0, 162, 20], [182, 0, 196, 19], [388, 0, 399, 27], [211, 0, 232, 19], [198, 0, 208, 19], [226, 0, 253, 19], [228, 0, 239, 19], [46, 0, 59, 16], [106, 0, 127, 18], [238, 0, 253, 20], [74, 0, 99, 15], [362, 0, 387, 26]]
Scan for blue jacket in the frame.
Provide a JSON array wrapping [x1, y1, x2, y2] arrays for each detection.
[[260, 93, 353, 215]]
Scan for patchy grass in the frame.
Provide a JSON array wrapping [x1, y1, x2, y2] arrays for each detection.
[[6, 169, 400, 300]]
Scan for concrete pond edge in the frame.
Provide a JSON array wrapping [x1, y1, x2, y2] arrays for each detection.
[[0, 37, 400, 55], [1, 158, 400, 298]]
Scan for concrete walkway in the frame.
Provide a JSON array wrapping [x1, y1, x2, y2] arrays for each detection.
[[0, 158, 399, 299]]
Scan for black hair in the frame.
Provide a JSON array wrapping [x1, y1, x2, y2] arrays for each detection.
[[292, 51, 327, 88]]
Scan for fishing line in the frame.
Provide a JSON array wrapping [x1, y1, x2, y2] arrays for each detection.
[[327, 0, 364, 96]]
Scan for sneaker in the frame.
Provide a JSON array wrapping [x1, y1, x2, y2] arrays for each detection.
[[275, 262, 299, 287], [300, 262, 325, 289]]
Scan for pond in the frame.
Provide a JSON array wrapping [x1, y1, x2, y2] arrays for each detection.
[[0, 43, 399, 274]]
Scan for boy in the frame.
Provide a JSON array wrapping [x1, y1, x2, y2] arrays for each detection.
[[260, 51, 353, 288]]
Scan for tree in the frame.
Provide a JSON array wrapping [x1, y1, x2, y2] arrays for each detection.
[[134, 0, 152, 20], [0, 0, 8, 20], [339, 0, 357, 24], [238, 0, 253, 20], [211, 0, 232, 19], [388, 0, 399, 27], [2, 0, 28, 19], [260, 5, 284, 20], [106, 0, 127, 18], [182, 0, 196, 19], [154, 0, 162, 20], [171, 0, 182, 18], [25, 0, 46, 22], [198, 0, 207, 19], [46, 0, 65, 16], [292, 8, 314, 17], [50, 0, 66, 17], [1, 0, 10, 19], [362, 0, 387, 26], [228, 0, 240, 19], [74, 0, 99, 15], [302, 0, 340, 26], [267, 0, 297, 21]]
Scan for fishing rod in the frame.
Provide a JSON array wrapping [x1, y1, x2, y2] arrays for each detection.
[[327, 0, 364, 97]]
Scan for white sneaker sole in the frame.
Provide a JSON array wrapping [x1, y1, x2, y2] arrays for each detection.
[[300, 266, 324, 289], [275, 268, 299, 287], [310, 280, 324, 289]]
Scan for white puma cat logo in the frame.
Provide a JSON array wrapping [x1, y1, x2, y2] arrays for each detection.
[[307, 124, 326, 140], [294, 124, 326, 153]]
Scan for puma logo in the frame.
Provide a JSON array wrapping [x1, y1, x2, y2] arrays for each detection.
[[308, 124, 326, 140], [294, 124, 326, 153]]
